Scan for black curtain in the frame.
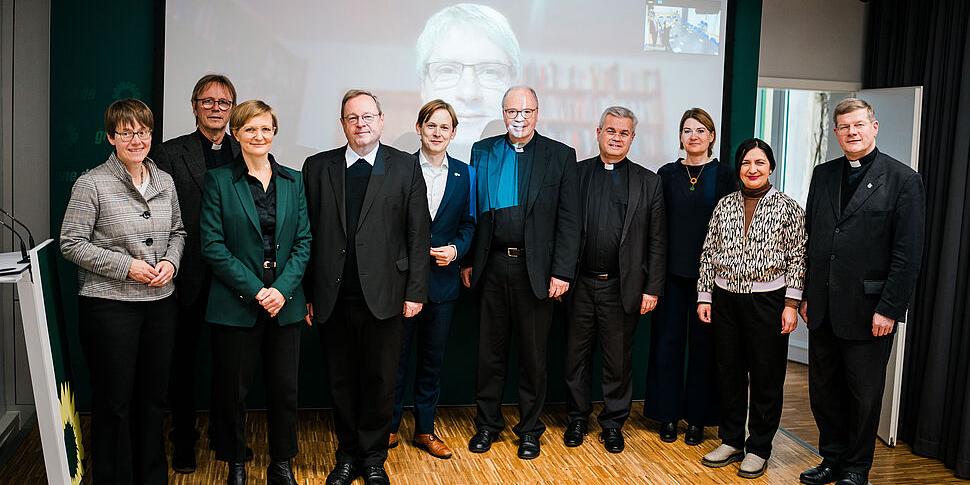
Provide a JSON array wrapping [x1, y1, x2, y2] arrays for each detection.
[[865, 0, 970, 479]]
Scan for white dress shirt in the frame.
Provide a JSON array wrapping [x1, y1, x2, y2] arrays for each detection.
[[419, 150, 450, 220], [345, 144, 379, 167]]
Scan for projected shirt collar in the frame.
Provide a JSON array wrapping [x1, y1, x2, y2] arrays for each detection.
[[345, 144, 379, 167]]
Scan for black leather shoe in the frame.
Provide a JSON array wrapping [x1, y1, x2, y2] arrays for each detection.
[[835, 471, 867, 485], [325, 462, 357, 485], [227, 462, 246, 485], [658, 421, 677, 443], [172, 444, 196, 473], [563, 420, 587, 447], [468, 428, 498, 453], [600, 428, 624, 453], [684, 424, 704, 446], [267, 459, 298, 485], [362, 465, 390, 485], [518, 434, 540, 460], [800, 463, 840, 484]]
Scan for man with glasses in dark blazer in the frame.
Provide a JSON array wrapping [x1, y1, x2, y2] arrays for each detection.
[[153, 74, 239, 474], [799, 98, 925, 485], [302, 90, 430, 485], [462, 85, 580, 460]]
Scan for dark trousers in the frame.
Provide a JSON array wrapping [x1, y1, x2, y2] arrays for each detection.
[[474, 252, 554, 437], [78, 295, 177, 485], [391, 301, 455, 435], [809, 318, 893, 476], [644, 274, 719, 425], [323, 299, 403, 467], [211, 314, 300, 462], [712, 287, 790, 459], [167, 288, 208, 450], [564, 275, 639, 429]]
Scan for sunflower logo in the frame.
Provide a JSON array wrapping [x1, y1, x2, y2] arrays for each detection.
[[59, 382, 84, 485]]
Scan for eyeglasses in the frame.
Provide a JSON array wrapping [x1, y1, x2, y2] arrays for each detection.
[[603, 128, 633, 140], [681, 128, 709, 137], [195, 98, 234, 110], [503, 108, 537, 119], [114, 129, 152, 142], [342, 113, 381, 125], [426, 62, 513, 89], [239, 126, 277, 139], [835, 121, 870, 134]]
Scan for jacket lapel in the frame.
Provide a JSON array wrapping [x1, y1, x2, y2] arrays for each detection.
[[840, 156, 887, 221], [526, 134, 549, 215], [620, 161, 642, 244], [274, 174, 290, 242], [579, 160, 593, 234], [434, 156, 461, 223], [182, 135, 207, 192], [327, 152, 347, 236], [357, 145, 388, 230], [233, 172, 261, 235]]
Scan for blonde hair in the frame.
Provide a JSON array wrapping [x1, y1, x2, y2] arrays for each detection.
[[230, 100, 278, 134]]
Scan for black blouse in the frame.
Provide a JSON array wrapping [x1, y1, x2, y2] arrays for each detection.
[[657, 157, 737, 278]]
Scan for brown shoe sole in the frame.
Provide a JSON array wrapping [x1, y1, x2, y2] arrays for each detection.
[[414, 440, 453, 459]]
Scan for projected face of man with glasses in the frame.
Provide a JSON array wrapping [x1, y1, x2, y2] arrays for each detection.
[[417, 4, 520, 157]]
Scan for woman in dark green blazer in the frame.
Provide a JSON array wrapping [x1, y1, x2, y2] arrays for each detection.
[[200, 100, 311, 485]]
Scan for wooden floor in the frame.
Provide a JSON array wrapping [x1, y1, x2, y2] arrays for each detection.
[[0, 362, 964, 484]]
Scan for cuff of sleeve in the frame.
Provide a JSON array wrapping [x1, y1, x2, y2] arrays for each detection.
[[785, 287, 803, 300], [552, 274, 573, 284], [161, 258, 179, 277], [697, 291, 712, 304], [448, 244, 458, 263]]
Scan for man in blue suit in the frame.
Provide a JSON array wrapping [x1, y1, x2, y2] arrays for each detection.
[[389, 100, 475, 460]]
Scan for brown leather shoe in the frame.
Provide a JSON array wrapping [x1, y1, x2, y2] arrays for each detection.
[[388, 432, 399, 449], [414, 433, 453, 459]]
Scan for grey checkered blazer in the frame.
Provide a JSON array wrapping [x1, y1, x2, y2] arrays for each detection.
[[60, 153, 186, 301]]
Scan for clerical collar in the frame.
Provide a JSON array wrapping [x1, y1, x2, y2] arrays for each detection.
[[197, 129, 226, 150], [601, 157, 629, 171], [847, 147, 879, 169], [506, 134, 536, 153]]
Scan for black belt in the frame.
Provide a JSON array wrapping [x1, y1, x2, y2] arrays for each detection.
[[262, 260, 277, 269], [583, 271, 616, 281], [495, 247, 525, 258], [261, 261, 277, 285]]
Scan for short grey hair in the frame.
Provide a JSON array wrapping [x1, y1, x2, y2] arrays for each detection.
[[502, 85, 538, 107], [340, 89, 382, 118], [833, 97, 875, 124], [415, 3, 521, 80], [599, 106, 638, 130]]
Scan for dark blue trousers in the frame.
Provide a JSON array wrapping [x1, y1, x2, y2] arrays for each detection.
[[643, 274, 720, 426], [391, 301, 455, 435]]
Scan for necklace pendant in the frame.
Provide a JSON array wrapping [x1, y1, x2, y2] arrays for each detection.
[[689, 185, 696, 191]]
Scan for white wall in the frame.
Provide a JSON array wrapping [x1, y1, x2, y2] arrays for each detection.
[[759, 0, 868, 85]]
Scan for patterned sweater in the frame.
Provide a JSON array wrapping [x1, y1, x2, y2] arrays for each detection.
[[696, 188, 806, 302], [60, 153, 186, 301]]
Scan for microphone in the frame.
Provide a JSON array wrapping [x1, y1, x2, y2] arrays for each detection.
[[0, 208, 34, 248], [0, 218, 29, 264]]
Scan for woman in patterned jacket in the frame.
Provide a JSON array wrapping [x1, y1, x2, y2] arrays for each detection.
[[694, 138, 807, 479]]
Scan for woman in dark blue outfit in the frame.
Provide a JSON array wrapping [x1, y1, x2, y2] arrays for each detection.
[[644, 108, 737, 445]]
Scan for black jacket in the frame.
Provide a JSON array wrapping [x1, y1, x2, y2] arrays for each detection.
[[577, 157, 666, 314], [302, 144, 430, 322], [465, 132, 581, 299], [153, 132, 240, 305], [804, 149, 925, 340]]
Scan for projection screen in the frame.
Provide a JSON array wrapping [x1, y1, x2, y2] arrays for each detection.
[[163, 0, 728, 170]]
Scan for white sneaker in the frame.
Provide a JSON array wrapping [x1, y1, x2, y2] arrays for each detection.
[[737, 453, 768, 479], [701, 444, 744, 468]]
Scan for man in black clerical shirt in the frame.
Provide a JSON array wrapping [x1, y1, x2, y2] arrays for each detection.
[[562, 106, 666, 453], [799, 98, 924, 485], [302, 90, 429, 485], [153, 74, 240, 474], [462, 86, 580, 460]]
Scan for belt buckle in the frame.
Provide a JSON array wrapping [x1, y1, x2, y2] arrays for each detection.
[[595, 273, 610, 281], [506, 247, 521, 257], [262, 261, 276, 269]]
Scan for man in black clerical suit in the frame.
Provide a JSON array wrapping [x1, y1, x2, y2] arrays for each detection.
[[562, 106, 666, 454], [152, 74, 240, 474], [302, 90, 430, 485], [461, 86, 580, 460], [798, 98, 924, 485]]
